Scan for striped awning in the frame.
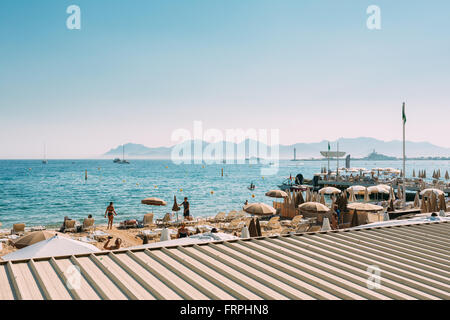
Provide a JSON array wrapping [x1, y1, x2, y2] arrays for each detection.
[[0, 221, 449, 300]]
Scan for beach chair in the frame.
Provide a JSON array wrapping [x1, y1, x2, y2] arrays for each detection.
[[264, 216, 281, 230], [308, 225, 322, 232], [222, 219, 244, 232], [280, 215, 303, 227], [295, 223, 310, 233], [156, 213, 176, 227], [81, 218, 95, 232], [208, 212, 226, 223], [11, 223, 25, 235], [225, 211, 238, 222], [142, 213, 155, 228], [64, 220, 77, 233], [120, 219, 138, 229]]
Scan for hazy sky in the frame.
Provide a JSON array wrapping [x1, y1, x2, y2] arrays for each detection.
[[1, 0, 449, 158]]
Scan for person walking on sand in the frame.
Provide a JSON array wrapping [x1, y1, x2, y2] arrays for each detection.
[[105, 202, 117, 230]]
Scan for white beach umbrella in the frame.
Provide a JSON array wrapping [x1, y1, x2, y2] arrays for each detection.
[[347, 185, 367, 195], [318, 187, 342, 195], [367, 186, 389, 194], [2, 235, 100, 261], [420, 188, 444, 197]]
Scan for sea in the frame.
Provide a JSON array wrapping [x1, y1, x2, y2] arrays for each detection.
[[0, 159, 449, 228]]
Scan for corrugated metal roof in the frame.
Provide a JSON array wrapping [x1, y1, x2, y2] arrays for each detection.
[[0, 221, 448, 300]]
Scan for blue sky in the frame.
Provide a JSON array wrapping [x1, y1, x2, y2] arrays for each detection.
[[0, 0, 449, 158]]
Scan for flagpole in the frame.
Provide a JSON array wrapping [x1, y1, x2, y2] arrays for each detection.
[[402, 102, 406, 206]]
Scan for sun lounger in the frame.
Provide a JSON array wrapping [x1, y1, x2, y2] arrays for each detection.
[[64, 220, 77, 233], [30, 226, 46, 232], [11, 223, 25, 235], [221, 219, 244, 232], [262, 216, 281, 230], [156, 213, 177, 227], [295, 223, 310, 233], [280, 215, 304, 227], [207, 212, 226, 223], [81, 218, 95, 232], [120, 219, 138, 229]]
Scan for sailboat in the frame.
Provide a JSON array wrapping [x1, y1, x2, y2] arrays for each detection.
[[114, 145, 129, 164], [42, 144, 48, 164]]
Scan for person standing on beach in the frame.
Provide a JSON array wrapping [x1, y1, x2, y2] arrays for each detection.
[[104, 202, 117, 230], [180, 197, 190, 219]]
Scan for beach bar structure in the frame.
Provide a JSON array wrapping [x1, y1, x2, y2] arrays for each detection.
[[0, 221, 449, 300]]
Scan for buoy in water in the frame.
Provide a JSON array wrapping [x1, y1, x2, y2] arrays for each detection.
[[252, 194, 255, 198], [180, 189, 183, 192], [210, 191, 214, 195]]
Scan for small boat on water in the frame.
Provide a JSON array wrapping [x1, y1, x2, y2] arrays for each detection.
[[42, 144, 48, 164], [248, 183, 256, 191], [114, 145, 130, 164]]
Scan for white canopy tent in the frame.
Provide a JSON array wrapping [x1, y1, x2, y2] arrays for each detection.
[[2, 235, 100, 261]]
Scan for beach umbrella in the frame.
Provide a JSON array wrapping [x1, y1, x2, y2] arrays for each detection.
[[265, 190, 288, 199], [349, 188, 357, 202], [13, 231, 57, 249], [319, 187, 341, 195], [248, 218, 258, 237], [388, 187, 396, 202], [319, 193, 326, 205], [413, 192, 420, 208], [297, 191, 305, 205], [445, 171, 449, 180], [172, 195, 181, 221], [298, 202, 330, 214], [412, 169, 416, 178], [420, 188, 444, 197], [430, 191, 438, 212], [423, 170, 426, 179], [2, 235, 100, 261], [396, 186, 402, 200], [426, 198, 432, 213], [347, 203, 383, 212], [243, 203, 276, 216], [363, 188, 370, 202], [306, 188, 311, 202], [438, 194, 447, 212], [350, 210, 360, 227], [255, 218, 262, 237], [387, 199, 395, 212], [141, 197, 167, 206], [367, 186, 389, 194], [346, 185, 367, 195], [420, 195, 427, 213]]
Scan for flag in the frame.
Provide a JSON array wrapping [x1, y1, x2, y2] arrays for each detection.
[[402, 102, 406, 124], [328, 142, 330, 151]]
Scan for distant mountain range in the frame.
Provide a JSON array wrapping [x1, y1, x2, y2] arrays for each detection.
[[104, 137, 450, 159]]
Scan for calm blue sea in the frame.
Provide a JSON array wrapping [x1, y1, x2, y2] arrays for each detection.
[[0, 159, 448, 228]]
